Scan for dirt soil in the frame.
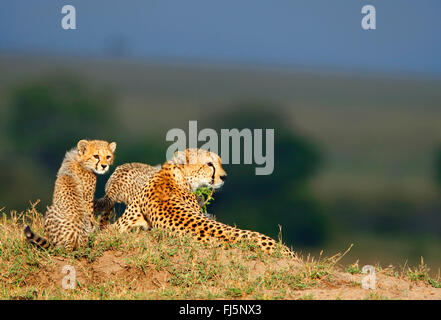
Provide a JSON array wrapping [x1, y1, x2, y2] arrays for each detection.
[[21, 249, 441, 300]]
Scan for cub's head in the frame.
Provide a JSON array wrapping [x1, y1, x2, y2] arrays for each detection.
[[171, 148, 227, 191], [77, 139, 117, 174]]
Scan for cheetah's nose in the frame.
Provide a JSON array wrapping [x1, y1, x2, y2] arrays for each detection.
[[101, 164, 107, 170], [220, 174, 227, 181]]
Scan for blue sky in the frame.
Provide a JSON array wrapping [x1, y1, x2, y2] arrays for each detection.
[[1, 0, 440, 75]]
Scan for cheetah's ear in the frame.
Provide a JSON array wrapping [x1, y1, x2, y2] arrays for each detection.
[[77, 139, 89, 155], [109, 141, 117, 153], [172, 150, 187, 164]]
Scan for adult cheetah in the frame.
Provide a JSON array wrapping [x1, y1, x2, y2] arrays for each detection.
[[94, 158, 213, 229], [113, 148, 297, 258]]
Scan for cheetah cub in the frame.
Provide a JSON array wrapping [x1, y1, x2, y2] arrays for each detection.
[[24, 139, 117, 251], [94, 162, 161, 229]]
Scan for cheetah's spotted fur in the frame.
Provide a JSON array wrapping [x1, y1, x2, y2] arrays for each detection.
[[113, 149, 297, 258], [94, 162, 161, 229], [24, 139, 117, 250]]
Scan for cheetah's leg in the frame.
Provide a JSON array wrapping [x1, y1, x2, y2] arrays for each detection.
[[82, 199, 98, 233], [94, 196, 115, 229], [114, 200, 152, 232], [59, 229, 80, 251], [158, 202, 298, 260]]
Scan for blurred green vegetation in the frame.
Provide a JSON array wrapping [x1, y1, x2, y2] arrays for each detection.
[[1, 77, 330, 247], [199, 104, 329, 246], [1, 76, 168, 210], [435, 146, 441, 191], [7, 76, 117, 170]]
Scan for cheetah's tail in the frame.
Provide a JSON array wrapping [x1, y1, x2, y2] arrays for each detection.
[[24, 225, 51, 249]]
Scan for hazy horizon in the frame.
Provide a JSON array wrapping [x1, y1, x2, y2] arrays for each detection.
[[1, 1, 441, 77]]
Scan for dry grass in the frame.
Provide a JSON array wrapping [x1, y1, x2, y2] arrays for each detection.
[[0, 202, 440, 300]]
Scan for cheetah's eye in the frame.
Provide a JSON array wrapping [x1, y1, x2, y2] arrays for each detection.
[[207, 162, 214, 167], [106, 155, 111, 160], [93, 155, 100, 160]]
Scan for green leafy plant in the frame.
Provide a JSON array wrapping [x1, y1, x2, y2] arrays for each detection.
[[194, 187, 214, 214], [346, 262, 362, 274]]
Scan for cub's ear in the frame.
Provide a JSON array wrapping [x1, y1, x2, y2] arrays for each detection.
[[109, 141, 117, 153], [77, 140, 89, 155], [172, 150, 187, 164]]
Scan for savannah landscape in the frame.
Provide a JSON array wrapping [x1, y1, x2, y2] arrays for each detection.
[[0, 55, 440, 299]]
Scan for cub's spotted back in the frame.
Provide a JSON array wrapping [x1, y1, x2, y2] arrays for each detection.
[[95, 150, 216, 229], [94, 162, 161, 228]]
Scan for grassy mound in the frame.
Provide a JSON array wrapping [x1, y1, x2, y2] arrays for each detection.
[[0, 202, 440, 300]]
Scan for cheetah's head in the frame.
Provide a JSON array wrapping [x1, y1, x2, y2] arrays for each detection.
[[77, 139, 117, 174], [171, 148, 227, 191]]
